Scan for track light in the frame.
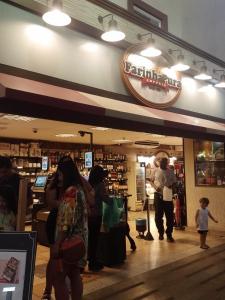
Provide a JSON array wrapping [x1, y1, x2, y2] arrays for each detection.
[[42, 0, 71, 27], [137, 33, 162, 58], [98, 14, 125, 42], [213, 69, 225, 88], [168, 49, 190, 72], [193, 61, 212, 80]]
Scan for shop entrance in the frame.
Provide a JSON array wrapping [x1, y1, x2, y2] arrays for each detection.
[[0, 112, 187, 237]]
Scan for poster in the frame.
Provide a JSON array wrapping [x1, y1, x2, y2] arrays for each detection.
[[0, 232, 37, 300], [0, 251, 26, 300]]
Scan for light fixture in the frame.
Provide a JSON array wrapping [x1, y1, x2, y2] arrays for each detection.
[[137, 33, 162, 57], [98, 14, 125, 42], [42, 0, 71, 27], [215, 75, 225, 88], [56, 134, 76, 138], [168, 49, 190, 71], [91, 127, 109, 131], [2, 114, 36, 122], [193, 61, 212, 80], [213, 69, 225, 88], [112, 139, 131, 143]]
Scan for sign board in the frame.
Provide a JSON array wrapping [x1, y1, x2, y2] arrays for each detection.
[[121, 44, 182, 109], [41, 156, 48, 171], [0, 232, 37, 300], [85, 151, 93, 169]]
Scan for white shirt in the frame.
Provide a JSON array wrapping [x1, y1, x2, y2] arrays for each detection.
[[198, 208, 209, 230]]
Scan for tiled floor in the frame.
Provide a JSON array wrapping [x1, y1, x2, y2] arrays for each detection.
[[32, 212, 225, 299]]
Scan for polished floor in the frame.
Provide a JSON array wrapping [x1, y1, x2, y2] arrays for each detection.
[[32, 212, 225, 299]]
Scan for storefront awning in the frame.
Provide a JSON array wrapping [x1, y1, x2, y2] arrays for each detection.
[[0, 73, 224, 141]]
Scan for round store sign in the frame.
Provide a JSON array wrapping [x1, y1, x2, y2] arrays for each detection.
[[121, 44, 182, 109]]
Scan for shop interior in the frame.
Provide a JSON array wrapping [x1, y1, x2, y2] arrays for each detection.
[[0, 112, 186, 241], [1, 112, 225, 296]]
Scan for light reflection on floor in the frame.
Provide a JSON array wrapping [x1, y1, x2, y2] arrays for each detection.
[[32, 211, 225, 299]]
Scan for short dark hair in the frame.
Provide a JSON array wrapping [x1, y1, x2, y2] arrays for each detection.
[[88, 165, 108, 187], [199, 197, 209, 205], [160, 158, 168, 170], [0, 156, 12, 169]]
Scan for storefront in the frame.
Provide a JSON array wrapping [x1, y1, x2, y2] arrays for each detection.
[[0, 1, 225, 231]]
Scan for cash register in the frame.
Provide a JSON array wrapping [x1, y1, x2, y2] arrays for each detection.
[[32, 175, 49, 245]]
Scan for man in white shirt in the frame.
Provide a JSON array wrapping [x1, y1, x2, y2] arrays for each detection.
[[152, 158, 176, 242]]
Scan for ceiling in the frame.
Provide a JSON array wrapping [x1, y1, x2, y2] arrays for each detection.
[[0, 113, 182, 147]]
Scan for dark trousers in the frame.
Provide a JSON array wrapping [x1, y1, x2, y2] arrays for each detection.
[[154, 192, 174, 237], [88, 216, 102, 266]]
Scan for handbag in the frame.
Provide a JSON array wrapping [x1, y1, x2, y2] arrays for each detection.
[[60, 234, 85, 264]]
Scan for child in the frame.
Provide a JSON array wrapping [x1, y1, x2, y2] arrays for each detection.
[[195, 197, 218, 249], [0, 185, 16, 231]]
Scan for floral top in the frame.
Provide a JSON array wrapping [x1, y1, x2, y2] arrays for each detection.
[[56, 185, 88, 267]]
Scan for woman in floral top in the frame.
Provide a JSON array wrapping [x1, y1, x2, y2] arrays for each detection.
[[50, 156, 88, 300]]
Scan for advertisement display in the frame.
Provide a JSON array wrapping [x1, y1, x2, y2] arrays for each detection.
[[41, 156, 48, 171], [85, 152, 93, 169], [0, 232, 37, 300]]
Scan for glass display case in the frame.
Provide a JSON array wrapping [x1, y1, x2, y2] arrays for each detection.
[[194, 140, 225, 187]]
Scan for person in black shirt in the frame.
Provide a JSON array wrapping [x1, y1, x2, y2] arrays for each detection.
[[0, 156, 20, 215]]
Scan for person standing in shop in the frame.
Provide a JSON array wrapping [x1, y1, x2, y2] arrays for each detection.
[[88, 165, 110, 272], [0, 156, 20, 215], [50, 156, 88, 300], [152, 157, 176, 242]]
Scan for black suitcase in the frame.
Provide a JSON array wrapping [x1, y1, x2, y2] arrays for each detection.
[[98, 224, 126, 267]]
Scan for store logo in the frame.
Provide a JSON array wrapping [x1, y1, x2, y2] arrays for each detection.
[[121, 45, 182, 109], [124, 61, 181, 91]]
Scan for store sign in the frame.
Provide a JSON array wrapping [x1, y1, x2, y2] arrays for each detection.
[[121, 45, 182, 109]]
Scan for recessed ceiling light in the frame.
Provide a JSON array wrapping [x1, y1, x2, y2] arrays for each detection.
[[2, 114, 36, 122], [151, 134, 166, 138], [91, 127, 109, 131], [55, 134, 77, 138], [112, 139, 131, 143]]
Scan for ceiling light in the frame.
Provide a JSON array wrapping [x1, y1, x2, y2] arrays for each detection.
[[98, 14, 125, 42], [2, 114, 36, 122], [215, 76, 225, 88], [168, 49, 190, 72], [151, 134, 166, 138], [56, 134, 77, 138], [193, 61, 212, 80], [91, 127, 109, 131], [137, 33, 161, 58], [213, 71, 225, 88], [42, 0, 71, 27], [112, 139, 131, 143]]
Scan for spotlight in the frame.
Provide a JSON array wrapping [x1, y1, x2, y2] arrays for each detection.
[[98, 14, 125, 42], [168, 49, 190, 72], [42, 0, 71, 27], [137, 33, 161, 58], [193, 61, 212, 80]]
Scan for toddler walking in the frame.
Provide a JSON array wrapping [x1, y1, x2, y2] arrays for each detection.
[[195, 197, 218, 249]]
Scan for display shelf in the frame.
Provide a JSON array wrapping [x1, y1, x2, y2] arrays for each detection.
[[194, 140, 225, 187]]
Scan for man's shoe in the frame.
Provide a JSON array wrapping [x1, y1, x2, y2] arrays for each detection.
[[167, 237, 175, 243], [159, 235, 164, 240]]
